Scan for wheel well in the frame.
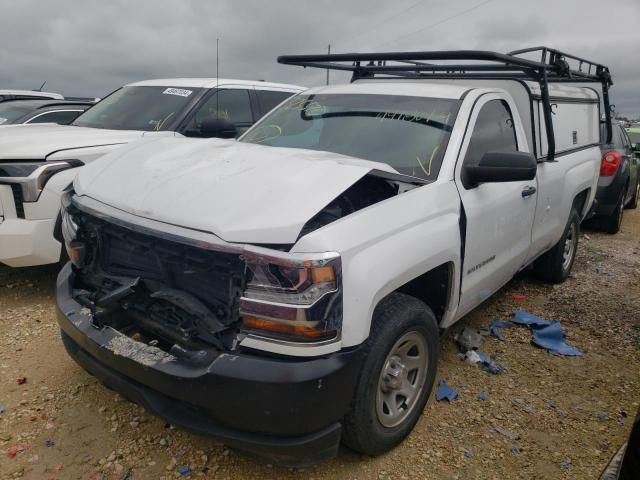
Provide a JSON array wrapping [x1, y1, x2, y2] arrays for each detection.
[[573, 189, 589, 218], [395, 262, 452, 323]]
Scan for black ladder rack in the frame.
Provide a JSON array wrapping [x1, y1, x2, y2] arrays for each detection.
[[278, 47, 613, 161]]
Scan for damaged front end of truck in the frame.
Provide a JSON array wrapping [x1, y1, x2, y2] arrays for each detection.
[[55, 187, 365, 466]]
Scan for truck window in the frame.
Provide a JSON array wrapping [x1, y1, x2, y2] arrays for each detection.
[[463, 99, 518, 168], [242, 93, 460, 181]]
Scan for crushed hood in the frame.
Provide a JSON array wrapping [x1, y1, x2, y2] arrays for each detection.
[[75, 137, 400, 244], [0, 124, 149, 160]]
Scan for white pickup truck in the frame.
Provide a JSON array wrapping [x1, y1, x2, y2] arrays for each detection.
[[0, 78, 304, 267], [55, 48, 613, 466]]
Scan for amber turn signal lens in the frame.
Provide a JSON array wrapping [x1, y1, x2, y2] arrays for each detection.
[[311, 266, 335, 284], [242, 316, 335, 340]]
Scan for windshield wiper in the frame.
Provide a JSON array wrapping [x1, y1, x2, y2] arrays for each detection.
[[300, 110, 453, 132]]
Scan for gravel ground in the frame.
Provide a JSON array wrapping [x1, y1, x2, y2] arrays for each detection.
[[1, 209, 639, 480]]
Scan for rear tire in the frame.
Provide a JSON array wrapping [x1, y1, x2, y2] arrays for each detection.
[[534, 208, 580, 283], [342, 293, 439, 456], [627, 180, 639, 210], [603, 188, 625, 234]]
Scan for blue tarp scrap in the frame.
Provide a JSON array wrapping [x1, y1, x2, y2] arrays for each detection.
[[508, 310, 582, 356], [511, 447, 520, 455], [558, 411, 568, 418], [512, 310, 551, 327], [531, 321, 582, 356], [464, 448, 474, 459], [475, 351, 505, 374], [487, 319, 516, 341], [435, 381, 459, 401], [596, 412, 608, 422], [0, 407, 5, 414], [179, 466, 191, 477], [122, 469, 134, 480], [478, 392, 487, 401], [560, 460, 572, 469]]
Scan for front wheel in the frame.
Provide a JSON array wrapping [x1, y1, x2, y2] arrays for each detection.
[[342, 293, 439, 456], [534, 208, 580, 283]]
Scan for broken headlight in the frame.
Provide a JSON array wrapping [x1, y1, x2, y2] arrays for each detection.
[[60, 191, 86, 267], [240, 247, 342, 343]]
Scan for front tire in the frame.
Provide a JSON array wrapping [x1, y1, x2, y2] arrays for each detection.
[[342, 293, 439, 456], [534, 208, 580, 283]]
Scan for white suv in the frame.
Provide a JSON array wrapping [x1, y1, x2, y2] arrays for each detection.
[[0, 78, 304, 267]]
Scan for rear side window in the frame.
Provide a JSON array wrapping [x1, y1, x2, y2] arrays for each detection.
[[601, 124, 626, 148], [618, 126, 631, 149], [257, 90, 296, 115], [27, 110, 83, 125], [464, 99, 518, 168]]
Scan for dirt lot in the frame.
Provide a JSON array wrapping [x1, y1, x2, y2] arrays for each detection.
[[1, 210, 639, 480]]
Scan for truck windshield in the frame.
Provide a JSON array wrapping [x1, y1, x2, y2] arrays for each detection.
[[72, 86, 201, 131], [241, 93, 459, 180]]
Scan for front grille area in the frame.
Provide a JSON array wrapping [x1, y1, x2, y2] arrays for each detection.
[[9, 184, 24, 218], [75, 210, 246, 350]]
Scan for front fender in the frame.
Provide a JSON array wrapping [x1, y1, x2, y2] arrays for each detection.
[[293, 181, 462, 348]]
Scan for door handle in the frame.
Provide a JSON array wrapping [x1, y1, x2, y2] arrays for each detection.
[[521, 186, 537, 198]]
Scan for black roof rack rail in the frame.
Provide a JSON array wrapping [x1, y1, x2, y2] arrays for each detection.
[[278, 47, 613, 161]]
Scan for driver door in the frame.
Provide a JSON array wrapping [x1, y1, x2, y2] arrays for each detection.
[[455, 94, 538, 316]]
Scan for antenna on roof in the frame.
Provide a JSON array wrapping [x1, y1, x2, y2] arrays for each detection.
[[36, 81, 46, 92], [326, 44, 331, 85], [216, 38, 220, 121]]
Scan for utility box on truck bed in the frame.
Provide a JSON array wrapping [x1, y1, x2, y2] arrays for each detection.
[[420, 78, 602, 158]]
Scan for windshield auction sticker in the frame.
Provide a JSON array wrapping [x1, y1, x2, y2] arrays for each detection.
[[162, 88, 192, 97]]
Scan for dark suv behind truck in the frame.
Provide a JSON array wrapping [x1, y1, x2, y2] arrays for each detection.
[[587, 121, 639, 233]]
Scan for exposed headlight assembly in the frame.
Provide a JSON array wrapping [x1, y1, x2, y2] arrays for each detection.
[[240, 247, 342, 343], [60, 190, 86, 267], [0, 160, 82, 202]]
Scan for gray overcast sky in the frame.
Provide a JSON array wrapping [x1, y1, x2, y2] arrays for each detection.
[[2, 0, 639, 116]]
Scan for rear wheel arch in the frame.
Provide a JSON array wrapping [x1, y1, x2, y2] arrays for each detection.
[[572, 188, 590, 219]]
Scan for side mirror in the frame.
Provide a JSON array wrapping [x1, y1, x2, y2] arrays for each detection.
[[463, 151, 537, 188], [199, 117, 238, 139]]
